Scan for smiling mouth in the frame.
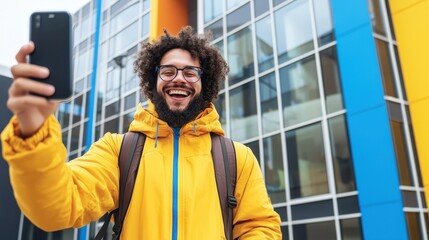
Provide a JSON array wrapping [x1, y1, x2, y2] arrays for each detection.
[[168, 89, 190, 97]]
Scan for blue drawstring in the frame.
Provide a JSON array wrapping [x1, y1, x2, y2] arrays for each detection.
[[193, 123, 197, 134]]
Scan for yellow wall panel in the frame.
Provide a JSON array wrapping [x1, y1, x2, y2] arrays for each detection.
[[390, 0, 429, 208]]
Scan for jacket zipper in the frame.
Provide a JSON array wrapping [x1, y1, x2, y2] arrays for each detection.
[[172, 128, 180, 240]]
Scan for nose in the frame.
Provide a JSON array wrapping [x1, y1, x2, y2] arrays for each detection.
[[172, 69, 187, 83]]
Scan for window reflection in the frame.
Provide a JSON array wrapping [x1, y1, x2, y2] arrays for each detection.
[[227, 0, 247, 10], [375, 39, 398, 97], [340, 218, 363, 240], [313, 0, 335, 46], [121, 112, 134, 133], [227, 27, 255, 85], [293, 221, 336, 240], [280, 56, 321, 127], [213, 93, 226, 131], [256, 16, 274, 72], [141, 13, 150, 38], [204, 0, 222, 23], [320, 46, 344, 114], [388, 102, 414, 186], [259, 73, 280, 134], [72, 95, 84, 124], [275, 0, 314, 63], [229, 82, 258, 141], [328, 115, 356, 193], [108, 21, 138, 58], [227, 3, 250, 32], [110, 3, 139, 35], [263, 134, 286, 204], [287, 123, 328, 199]]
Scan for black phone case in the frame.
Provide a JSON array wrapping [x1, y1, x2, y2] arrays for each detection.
[[29, 12, 73, 99]]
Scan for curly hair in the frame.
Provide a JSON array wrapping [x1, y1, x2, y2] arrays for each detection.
[[134, 26, 229, 106]]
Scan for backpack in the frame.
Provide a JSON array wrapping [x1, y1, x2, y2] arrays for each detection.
[[95, 132, 237, 240]]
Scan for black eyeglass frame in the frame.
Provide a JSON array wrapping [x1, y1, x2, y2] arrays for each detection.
[[155, 65, 203, 83]]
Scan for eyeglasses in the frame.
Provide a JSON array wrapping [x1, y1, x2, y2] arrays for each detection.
[[156, 65, 203, 83]]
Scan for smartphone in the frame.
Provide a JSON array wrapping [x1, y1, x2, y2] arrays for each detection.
[[29, 11, 73, 99]]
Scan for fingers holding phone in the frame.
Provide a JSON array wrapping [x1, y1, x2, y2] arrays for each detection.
[[7, 42, 60, 137]]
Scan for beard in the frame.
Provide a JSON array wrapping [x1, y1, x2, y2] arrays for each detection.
[[152, 90, 208, 128]]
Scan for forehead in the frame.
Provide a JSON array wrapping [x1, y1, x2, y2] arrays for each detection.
[[160, 48, 200, 67]]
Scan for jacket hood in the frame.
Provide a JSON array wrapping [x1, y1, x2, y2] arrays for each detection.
[[128, 101, 225, 139]]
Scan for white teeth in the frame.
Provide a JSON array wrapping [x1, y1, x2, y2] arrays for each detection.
[[168, 90, 189, 96]]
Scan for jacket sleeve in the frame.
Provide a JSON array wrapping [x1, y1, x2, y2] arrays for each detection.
[[232, 143, 282, 239], [1, 115, 122, 231]]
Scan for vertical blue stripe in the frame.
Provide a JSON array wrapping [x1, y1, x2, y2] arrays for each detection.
[[79, 0, 102, 239], [172, 128, 180, 240], [331, 1, 407, 239]]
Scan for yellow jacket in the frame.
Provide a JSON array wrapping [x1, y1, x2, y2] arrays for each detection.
[[1, 103, 281, 239]]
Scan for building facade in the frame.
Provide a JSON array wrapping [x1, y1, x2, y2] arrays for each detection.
[[10, 0, 429, 239]]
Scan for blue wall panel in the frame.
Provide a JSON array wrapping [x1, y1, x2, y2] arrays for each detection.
[[331, 0, 407, 239]]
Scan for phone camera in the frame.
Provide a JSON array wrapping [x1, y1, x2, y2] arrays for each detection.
[[35, 15, 41, 28]]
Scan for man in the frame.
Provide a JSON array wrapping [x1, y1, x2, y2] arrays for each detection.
[[2, 26, 281, 239]]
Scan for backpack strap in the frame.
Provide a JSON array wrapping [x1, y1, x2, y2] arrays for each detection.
[[211, 133, 237, 240], [94, 132, 146, 240]]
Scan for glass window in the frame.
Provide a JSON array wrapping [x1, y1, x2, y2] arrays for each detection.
[[124, 92, 136, 111], [227, 0, 247, 10], [393, 45, 407, 100], [70, 125, 81, 151], [402, 190, 419, 208], [337, 196, 360, 215], [121, 112, 134, 133], [73, 24, 80, 45], [62, 129, 69, 147], [109, 21, 138, 57], [368, 0, 387, 36], [387, 102, 414, 186], [275, 1, 314, 63], [292, 200, 333, 220], [82, 121, 88, 148], [227, 3, 250, 32], [293, 221, 336, 240], [280, 56, 321, 127], [274, 206, 287, 221], [58, 102, 71, 126], [104, 117, 119, 134], [328, 115, 356, 193], [229, 82, 258, 141], [256, 16, 274, 73], [105, 68, 121, 101], [142, 0, 150, 11], [227, 27, 255, 85], [72, 95, 84, 124], [213, 93, 226, 131], [245, 140, 260, 165], [80, 16, 91, 39], [259, 72, 280, 134], [123, 57, 138, 93], [105, 101, 120, 118], [287, 123, 328, 199], [406, 212, 425, 240], [213, 40, 225, 90], [313, 0, 335, 46], [254, 0, 269, 17], [320, 46, 344, 114], [85, 91, 90, 119], [263, 134, 286, 204], [77, 50, 89, 78], [375, 39, 398, 97], [205, 19, 223, 40], [75, 79, 85, 94], [204, 0, 222, 23], [340, 218, 363, 240], [141, 13, 150, 38]]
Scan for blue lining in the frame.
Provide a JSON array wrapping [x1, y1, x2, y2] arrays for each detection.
[[172, 128, 180, 240]]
